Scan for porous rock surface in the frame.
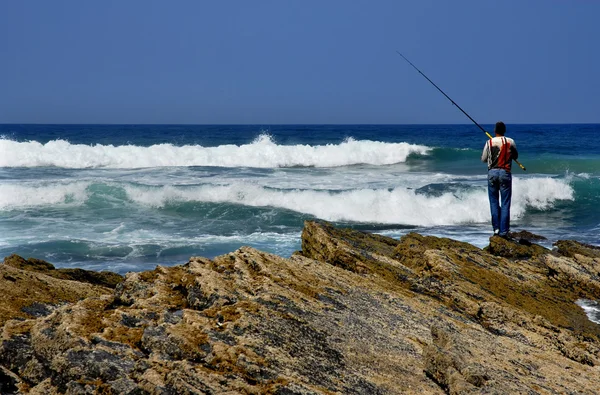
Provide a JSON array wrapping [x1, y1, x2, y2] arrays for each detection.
[[0, 254, 122, 328], [1, 221, 599, 394]]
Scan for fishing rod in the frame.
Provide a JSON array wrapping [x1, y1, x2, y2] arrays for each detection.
[[396, 51, 526, 171]]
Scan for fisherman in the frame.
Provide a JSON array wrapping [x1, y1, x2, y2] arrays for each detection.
[[481, 122, 519, 238]]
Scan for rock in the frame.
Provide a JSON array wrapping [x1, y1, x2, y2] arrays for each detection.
[[423, 323, 489, 394], [2, 254, 123, 289], [0, 365, 21, 395], [52, 268, 123, 289], [554, 240, 600, 259], [509, 230, 547, 241], [3, 254, 56, 272], [0, 256, 117, 327], [1, 221, 600, 393], [485, 234, 548, 259]]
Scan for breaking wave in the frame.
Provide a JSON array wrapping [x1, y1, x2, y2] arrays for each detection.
[[0, 135, 431, 169], [576, 299, 600, 324], [0, 182, 91, 209], [0, 177, 575, 226]]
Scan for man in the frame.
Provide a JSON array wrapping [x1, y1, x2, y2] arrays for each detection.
[[481, 121, 518, 238]]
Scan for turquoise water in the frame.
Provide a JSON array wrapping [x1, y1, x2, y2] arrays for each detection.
[[1, 124, 599, 273]]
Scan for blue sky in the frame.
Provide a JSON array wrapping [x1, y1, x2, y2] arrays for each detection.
[[1, 1, 598, 124]]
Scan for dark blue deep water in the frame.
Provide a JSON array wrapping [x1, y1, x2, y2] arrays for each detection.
[[1, 124, 599, 274]]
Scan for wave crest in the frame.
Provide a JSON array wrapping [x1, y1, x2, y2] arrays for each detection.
[[0, 135, 431, 169], [122, 177, 574, 226], [0, 182, 90, 210], [0, 177, 575, 227]]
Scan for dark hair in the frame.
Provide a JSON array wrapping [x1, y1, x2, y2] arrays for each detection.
[[494, 121, 506, 136]]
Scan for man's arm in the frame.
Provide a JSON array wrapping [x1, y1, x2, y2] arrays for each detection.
[[481, 142, 489, 163]]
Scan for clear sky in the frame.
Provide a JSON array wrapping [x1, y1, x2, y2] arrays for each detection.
[[1, 0, 599, 124]]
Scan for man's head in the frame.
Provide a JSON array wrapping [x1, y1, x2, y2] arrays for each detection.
[[494, 121, 506, 136]]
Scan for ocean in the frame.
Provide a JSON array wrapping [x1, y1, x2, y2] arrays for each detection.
[[1, 124, 599, 277]]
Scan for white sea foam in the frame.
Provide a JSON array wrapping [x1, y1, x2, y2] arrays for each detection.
[[512, 177, 574, 210], [0, 135, 431, 169], [91, 222, 300, 248], [576, 299, 600, 324], [123, 177, 574, 226], [0, 182, 90, 210], [563, 170, 592, 180], [0, 176, 575, 226]]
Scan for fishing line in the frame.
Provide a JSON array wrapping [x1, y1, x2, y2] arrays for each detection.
[[396, 51, 526, 171]]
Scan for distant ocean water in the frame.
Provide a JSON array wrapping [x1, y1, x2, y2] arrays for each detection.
[[1, 124, 599, 280]]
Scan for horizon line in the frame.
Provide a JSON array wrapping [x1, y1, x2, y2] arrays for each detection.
[[2, 122, 600, 126]]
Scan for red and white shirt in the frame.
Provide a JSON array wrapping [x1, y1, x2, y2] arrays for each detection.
[[481, 136, 518, 172]]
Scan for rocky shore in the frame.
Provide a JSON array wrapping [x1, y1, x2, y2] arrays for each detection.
[[1, 221, 599, 394]]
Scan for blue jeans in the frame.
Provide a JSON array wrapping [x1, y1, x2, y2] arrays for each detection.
[[488, 169, 512, 236]]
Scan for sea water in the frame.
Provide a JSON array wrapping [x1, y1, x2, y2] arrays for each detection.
[[1, 124, 599, 278]]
